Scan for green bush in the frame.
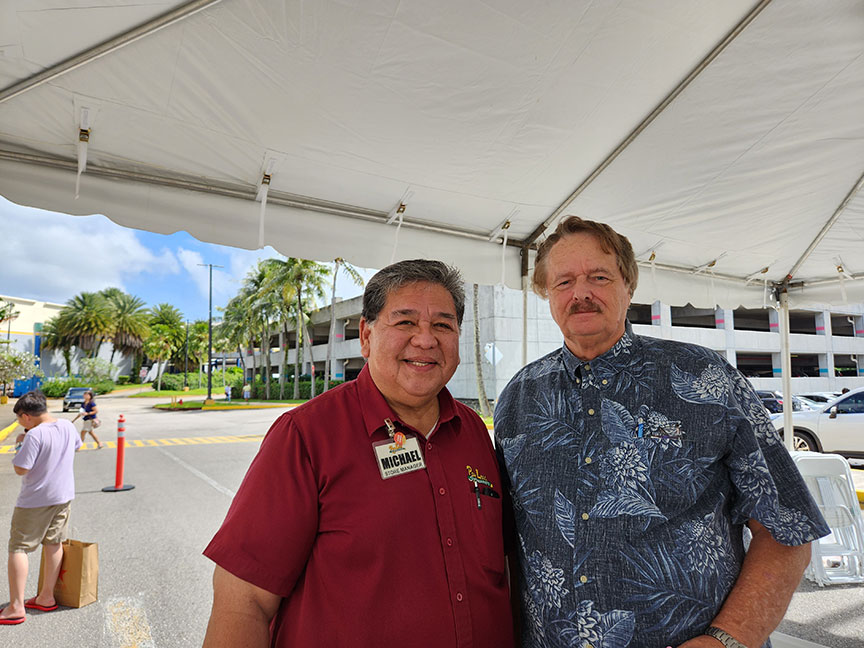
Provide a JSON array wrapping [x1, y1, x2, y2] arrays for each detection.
[[155, 370, 241, 392], [40, 377, 115, 397], [117, 375, 131, 385], [40, 377, 85, 398], [250, 378, 342, 400], [92, 380, 115, 395]]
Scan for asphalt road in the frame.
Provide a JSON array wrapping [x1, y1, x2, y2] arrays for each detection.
[[0, 394, 286, 647], [0, 394, 863, 647]]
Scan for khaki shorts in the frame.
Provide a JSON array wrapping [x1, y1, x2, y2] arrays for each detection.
[[8, 502, 71, 553], [82, 419, 94, 432]]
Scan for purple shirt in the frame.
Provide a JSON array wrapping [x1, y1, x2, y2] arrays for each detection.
[[13, 419, 81, 508]]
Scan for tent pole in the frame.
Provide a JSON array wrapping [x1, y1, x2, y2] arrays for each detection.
[[778, 290, 795, 451]]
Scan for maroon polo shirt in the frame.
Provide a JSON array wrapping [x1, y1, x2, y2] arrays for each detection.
[[204, 365, 514, 648]]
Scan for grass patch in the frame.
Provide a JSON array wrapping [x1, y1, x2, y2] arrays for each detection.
[[154, 399, 306, 411], [128, 387, 221, 398]]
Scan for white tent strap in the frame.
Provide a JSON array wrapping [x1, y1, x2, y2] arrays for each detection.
[[75, 130, 89, 199], [499, 226, 510, 286], [257, 173, 271, 249], [74, 105, 92, 199], [390, 212, 404, 264]]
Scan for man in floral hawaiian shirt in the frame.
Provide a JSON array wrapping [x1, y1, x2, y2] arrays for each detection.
[[494, 216, 828, 648]]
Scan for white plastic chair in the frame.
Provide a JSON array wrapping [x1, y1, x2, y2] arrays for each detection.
[[789, 452, 864, 586]]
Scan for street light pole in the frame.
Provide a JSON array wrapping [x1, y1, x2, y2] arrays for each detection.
[[198, 263, 223, 403]]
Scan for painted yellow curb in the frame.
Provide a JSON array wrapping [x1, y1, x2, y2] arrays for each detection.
[[857, 489, 864, 505], [0, 420, 18, 443]]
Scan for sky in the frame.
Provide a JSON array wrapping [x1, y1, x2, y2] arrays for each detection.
[[0, 196, 377, 322]]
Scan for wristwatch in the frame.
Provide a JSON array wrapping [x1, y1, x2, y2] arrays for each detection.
[[704, 626, 748, 648]]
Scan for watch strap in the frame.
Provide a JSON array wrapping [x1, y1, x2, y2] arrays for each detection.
[[704, 626, 747, 648]]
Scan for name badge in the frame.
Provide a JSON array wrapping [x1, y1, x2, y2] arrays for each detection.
[[373, 435, 426, 480]]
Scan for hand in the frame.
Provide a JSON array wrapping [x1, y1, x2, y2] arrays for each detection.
[[678, 635, 722, 648], [15, 433, 25, 444]]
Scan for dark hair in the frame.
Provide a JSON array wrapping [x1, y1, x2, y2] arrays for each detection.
[[84, 390, 95, 400], [362, 259, 465, 326], [532, 216, 639, 298], [13, 390, 48, 416]]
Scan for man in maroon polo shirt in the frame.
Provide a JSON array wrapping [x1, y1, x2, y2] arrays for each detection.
[[202, 259, 514, 648]]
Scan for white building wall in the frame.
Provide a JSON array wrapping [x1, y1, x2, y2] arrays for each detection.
[[251, 284, 864, 402]]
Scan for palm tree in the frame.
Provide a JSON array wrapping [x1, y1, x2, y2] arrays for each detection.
[[241, 261, 282, 400], [473, 284, 492, 417], [40, 317, 74, 375], [148, 303, 186, 369], [58, 292, 112, 357], [102, 290, 149, 365], [260, 258, 330, 399], [188, 320, 210, 387], [219, 297, 249, 379], [324, 258, 364, 392], [143, 323, 175, 391]]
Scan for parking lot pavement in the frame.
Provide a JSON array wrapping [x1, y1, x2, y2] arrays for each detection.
[[0, 396, 287, 647]]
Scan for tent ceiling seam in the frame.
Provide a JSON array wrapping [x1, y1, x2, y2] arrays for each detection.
[[784, 168, 864, 284], [0, 0, 223, 105], [0, 147, 526, 248], [521, 0, 774, 250]]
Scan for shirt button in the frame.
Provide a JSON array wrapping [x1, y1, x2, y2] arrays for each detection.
[[456, 592, 463, 602], [446, 538, 453, 547], [585, 457, 592, 464], [427, 442, 432, 451], [580, 575, 588, 583], [438, 487, 446, 496], [584, 364, 590, 371], [587, 408, 595, 415], [581, 513, 589, 520], [601, 379, 608, 385]]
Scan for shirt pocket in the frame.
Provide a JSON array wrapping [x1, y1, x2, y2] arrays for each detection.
[[467, 482, 507, 575]]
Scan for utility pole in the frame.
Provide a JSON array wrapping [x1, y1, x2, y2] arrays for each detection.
[[198, 263, 223, 403]]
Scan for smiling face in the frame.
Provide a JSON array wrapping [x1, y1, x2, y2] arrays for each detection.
[[545, 232, 632, 360], [359, 281, 460, 424]]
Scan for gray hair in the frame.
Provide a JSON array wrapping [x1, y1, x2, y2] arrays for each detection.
[[362, 259, 465, 326], [13, 390, 48, 416]]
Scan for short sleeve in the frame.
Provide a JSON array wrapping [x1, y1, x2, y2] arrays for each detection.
[[204, 414, 319, 596], [722, 370, 829, 545], [12, 432, 40, 470]]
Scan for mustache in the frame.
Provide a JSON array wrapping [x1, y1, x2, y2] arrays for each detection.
[[568, 301, 601, 315]]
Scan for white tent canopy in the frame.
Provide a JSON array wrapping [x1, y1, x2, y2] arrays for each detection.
[[2, 0, 864, 310]]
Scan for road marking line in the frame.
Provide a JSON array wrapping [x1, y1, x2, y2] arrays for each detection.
[[159, 448, 236, 498], [0, 433, 264, 453], [104, 596, 156, 648]]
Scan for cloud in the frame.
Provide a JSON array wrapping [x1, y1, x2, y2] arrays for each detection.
[[0, 198, 180, 304]]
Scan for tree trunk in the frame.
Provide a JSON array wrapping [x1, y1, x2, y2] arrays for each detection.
[[293, 292, 302, 400], [304, 319, 316, 399], [325, 259, 340, 392], [473, 284, 492, 418], [279, 324, 288, 399], [264, 325, 272, 400]]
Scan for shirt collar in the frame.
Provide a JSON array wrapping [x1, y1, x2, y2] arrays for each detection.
[[560, 320, 638, 381], [356, 364, 460, 437]]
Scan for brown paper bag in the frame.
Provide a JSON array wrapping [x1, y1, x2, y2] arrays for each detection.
[[37, 539, 98, 608]]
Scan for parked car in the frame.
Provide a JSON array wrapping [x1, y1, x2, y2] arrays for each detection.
[[771, 385, 864, 457], [755, 390, 808, 414], [62, 386, 92, 412], [795, 391, 842, 404]]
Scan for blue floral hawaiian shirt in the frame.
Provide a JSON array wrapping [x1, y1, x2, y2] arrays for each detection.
[[494, 323, 828, 648]]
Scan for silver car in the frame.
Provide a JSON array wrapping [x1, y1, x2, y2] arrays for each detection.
[[771, 386, 864, 457]]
